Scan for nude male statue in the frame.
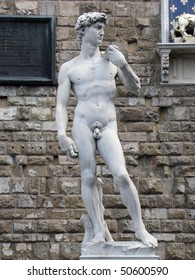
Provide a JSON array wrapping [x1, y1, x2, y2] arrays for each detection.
[[56, 12, 158, 248]]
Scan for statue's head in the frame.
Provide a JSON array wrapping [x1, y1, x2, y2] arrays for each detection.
[[75, 12, 108, 45]]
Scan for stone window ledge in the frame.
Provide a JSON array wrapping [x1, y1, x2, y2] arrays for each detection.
[[158, 43, 195, 85]]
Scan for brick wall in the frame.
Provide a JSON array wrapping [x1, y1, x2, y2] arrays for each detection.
[[0, 0, 194, 260]]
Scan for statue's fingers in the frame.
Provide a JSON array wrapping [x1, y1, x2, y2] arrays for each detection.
[[69, 145, 78, 157], [72, 141, 78, 153], [108, 44, 119, 51]]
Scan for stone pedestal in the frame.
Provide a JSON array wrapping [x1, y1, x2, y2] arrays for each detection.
[[80, 241, 159, 260]]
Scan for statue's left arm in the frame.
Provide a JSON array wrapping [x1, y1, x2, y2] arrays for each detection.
[[106, 45, 141, 94]]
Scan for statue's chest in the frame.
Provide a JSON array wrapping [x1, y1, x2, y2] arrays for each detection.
[[70, 60, 116, 84]]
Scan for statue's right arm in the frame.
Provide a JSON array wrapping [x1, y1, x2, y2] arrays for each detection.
[[56, 64, 71, 137], [56, 64, 78, 157]]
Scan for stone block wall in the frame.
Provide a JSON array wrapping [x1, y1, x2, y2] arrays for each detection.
[[0, 0, 194, 260]]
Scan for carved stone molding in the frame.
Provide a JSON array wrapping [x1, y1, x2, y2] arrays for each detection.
[[159, 48, 171, 83], [158, 1, 195, 85], [158, 43, 195, 85]]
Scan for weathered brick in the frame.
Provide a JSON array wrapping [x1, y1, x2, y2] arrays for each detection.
[[186, 195, 195, 208], [174, 166, 195, 177], [0, 132, 12, 141], [8, 96, 25, 106], [127, 122, 154, 132], [0, 209, 24, 220], [162, 143, 183, 155], [58, 177, 80, 194], [0, 107, 17, 121], [67, 220, 83, 233], [14, 0, 38, 15], [176, 234, 195, 243], [38, 1, 59, 16], [37, 220, 67, 233], [166, 243, 185, 259], [13, 132, 30, 141], [0, 0, 13, 14], [25, 209, 46, 220], [15, 243, 32, 259], [17, 107, 31, 120], [32, 108, 51, 121], [47, 165, 64, 177], [58, 155, 77, 166], [14, 221, 35, 233], [59, 1, 79, 17], [17, 195, 36, 208], [1, 243, 14, 259], [0, 234, 23, 243], [174, 107, 189, 121], [139, 143, 162, 155], [144, 220, 161, 232], [169, 156, 192, 166], [157, 195, 174, 208], [140, 195, 157, 208], [155, 233, 175, 242], [0, 195, 16, 208], [183, 143, 195, 155], [21, 142, 46, 155], [186, 178, 195, 194], [7, 142, 21, 155], [119, 108, 145, 121], [24, 166, 48, 177], [60, 243, 80, 260], [33, 243, 49, 259], [50, 243, 60, 259], [122, 142, 139, 154], [64, 195, 84, 209], [0, 221, 12, 233], [169, 132, 191, 141], [161, 221, 182, 234], [11, 178, 28, 193], [185, 243, 195, 260], [144, 208, 167, 220], [139, 178, 164, 194], [0, 177, 10, 193], [119, 132, 147, 142], [168, 209, 186, 219], [174, 195, 185, 208], [47, 209, 80, 220]]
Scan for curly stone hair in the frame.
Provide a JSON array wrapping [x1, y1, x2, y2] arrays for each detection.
[[75, 12, 108, 45]]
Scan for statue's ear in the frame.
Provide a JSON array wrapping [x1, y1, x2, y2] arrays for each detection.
[[82, 26, 88, 35]]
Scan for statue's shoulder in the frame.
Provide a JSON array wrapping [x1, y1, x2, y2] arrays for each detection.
[[60, 56, 78, 69]]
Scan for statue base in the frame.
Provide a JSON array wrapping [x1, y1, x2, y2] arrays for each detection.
[[80, 241, 159, 260]]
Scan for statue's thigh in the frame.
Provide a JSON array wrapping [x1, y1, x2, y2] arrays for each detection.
[[72, 120, 96, 171], [97, 128, 126, 176]]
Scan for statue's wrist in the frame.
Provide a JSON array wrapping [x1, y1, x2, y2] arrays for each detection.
[[119, 62, 128, 69]]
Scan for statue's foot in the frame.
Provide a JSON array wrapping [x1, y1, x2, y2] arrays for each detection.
[[91, 232, 105, 243], [135, 228, 158, 248]]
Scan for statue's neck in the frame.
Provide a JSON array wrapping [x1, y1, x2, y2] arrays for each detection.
[[80, 41, 101, 60]]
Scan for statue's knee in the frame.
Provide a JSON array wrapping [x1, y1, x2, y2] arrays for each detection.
[[115, 172, 130, 186], [82, 171, 96, 187]]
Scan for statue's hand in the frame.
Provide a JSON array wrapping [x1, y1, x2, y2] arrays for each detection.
[[105, 45, 127, 68], [58, 135, 78, 157]]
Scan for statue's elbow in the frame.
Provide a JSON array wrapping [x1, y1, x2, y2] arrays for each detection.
[[135, 82, 141, 94], [131, 80, 141, 95]]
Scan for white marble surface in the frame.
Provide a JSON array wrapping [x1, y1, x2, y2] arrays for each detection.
[[80, 241, 159, 260]]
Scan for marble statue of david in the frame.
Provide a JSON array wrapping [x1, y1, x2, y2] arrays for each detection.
[[56, 12, 158, 248]]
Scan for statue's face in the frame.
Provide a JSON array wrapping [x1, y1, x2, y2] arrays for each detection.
[[83, 22, 105, 46]]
